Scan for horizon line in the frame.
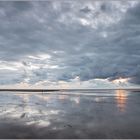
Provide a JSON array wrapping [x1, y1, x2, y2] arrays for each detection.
[[0, 88, 140, 92]]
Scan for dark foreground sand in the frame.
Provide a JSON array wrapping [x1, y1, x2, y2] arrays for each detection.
[[0, 89, 140, 138]]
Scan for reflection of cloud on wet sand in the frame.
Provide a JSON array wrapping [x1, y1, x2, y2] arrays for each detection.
[[69, 96, 80, 105], [0, 92, 64, 129], [58, 95, 68, 100], [35, 94, 51, 102], [0, 90, 140, 138], [115, 90, 128, 112]]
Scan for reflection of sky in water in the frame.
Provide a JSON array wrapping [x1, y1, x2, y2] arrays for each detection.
[[0, 90, 130, 118], [0, 90, 140, 138], [115, 90, 128, 112]]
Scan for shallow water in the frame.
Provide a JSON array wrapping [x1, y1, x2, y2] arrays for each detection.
[[0, 89, 140, 138]]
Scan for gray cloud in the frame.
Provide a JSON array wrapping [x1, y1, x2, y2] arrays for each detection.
[[0, 1, 139, 87]]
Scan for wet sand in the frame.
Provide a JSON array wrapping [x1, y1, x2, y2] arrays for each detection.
[[0, 89, 140, 138]]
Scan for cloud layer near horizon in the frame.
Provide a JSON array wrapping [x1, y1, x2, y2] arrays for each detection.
[[0, 1, 140, 88]]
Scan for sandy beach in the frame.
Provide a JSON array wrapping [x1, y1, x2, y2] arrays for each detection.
[[0, 89, 140, 138]]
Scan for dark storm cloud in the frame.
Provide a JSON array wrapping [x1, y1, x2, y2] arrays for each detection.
[[0, 1, 139, 86], [80, 6, 91, 13]]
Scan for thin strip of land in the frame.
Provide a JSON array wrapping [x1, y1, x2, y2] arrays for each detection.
[[0, 88, 139, 92], [0, 89, 60, 92]]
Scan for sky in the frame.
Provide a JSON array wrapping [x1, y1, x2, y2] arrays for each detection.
[[0, 1, 140, 89]]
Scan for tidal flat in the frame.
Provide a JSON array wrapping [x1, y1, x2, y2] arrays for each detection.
[[0, 89, 140, 138]]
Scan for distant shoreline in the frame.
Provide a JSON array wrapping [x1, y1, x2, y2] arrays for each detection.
[[0, 89, 60, 92], [0, 88, 140, 92]]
